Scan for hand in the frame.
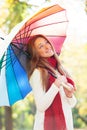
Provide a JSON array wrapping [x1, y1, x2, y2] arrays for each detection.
[[54, 75, 67, 88], [63, 83, 75, 98], [57, 75, 67, 84], [73, 85, 77, 91]]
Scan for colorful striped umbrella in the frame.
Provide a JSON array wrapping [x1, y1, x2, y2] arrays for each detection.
[[0, 4, 68, 106]]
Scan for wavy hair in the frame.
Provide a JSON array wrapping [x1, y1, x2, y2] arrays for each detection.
[[27, 34, 70, 89]]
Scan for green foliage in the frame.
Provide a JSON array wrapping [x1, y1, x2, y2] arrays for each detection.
[[60, 42, 87, 128], [3, 0, 32, 32], [0, 0, 87, 129], [0, 107, 5, 130], [85, 0, 87, 13], [12, 93, 36, 130]]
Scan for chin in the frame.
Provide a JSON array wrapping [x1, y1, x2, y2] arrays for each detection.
[[47, 54, 54, 58], [41, 52, 54, 58], [50, 52, 54, 57]]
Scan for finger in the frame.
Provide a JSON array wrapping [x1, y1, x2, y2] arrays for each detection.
[[61, 82, 73, 91], [73, 85, 77, 91]]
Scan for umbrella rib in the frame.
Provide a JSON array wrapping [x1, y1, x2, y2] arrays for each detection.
[[13, 32, 20, 43], [23, 23, 31, 43], [24, 9, 68, 30], [11, 43, 30, 58], [27, 5, 65, 28], [23, 23, 27, 43], [14, 20, 68, 40], [1, 55, 16, 69], [8, 45, 24, 99], [0, 51, 15, 69], [5, 48, 21, 70], [2, 51, 20, 69], [13, 24, 32, 44], [28, 20, 68, 31], [0, 46, 27, 69], [46, 35, 66, 37], [14, 9, 67, 38]]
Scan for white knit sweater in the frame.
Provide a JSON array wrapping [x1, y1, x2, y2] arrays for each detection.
[[30, 69, 77, 130]]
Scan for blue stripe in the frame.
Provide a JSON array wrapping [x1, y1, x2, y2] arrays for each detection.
[[11, 47, 32, 97], [6, 46, 32, 105]]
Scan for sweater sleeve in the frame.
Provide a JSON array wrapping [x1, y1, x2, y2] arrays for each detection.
[[66, 95, 77, 108], [59, 87, 77, 108], [30, 69, 59, 112], [65, 78, 77, 108]]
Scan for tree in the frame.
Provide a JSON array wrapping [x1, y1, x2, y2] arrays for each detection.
[[85, 0, 87, 13], [5, 107, 13, 130], [3, 0, 32, 32]]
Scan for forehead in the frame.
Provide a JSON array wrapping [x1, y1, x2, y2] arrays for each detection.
[[35, 37, 46, 43], [34, 37, 47, 46]]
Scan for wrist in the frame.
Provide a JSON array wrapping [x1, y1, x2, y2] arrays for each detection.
[[54, 81, 60, 88], [66, 94, 73, 98]]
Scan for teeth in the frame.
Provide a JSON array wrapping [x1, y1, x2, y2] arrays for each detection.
[[47, 50, 51, 53], [48, 49, 52, 52]]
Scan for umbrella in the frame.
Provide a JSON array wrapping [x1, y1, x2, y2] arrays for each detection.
[[0, 4, 68, 106]]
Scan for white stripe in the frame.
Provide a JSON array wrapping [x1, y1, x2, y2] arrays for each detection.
[[0, 30, 6, 59], [0, 18, 29, 59], [0, 55, 10, 106]]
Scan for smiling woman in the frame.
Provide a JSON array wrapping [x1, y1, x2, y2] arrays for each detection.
[[27, 34, 77, 130]]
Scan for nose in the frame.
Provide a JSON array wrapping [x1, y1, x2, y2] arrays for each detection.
[[45, 43, 51, 49]]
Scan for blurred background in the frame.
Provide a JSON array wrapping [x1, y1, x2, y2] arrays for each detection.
[[0, 0, 87, 130]]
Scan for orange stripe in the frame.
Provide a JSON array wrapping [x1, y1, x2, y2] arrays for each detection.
[[21, 4, 64, 30]]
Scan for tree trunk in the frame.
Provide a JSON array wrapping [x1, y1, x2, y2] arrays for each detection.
[[78, 115, 87, 125], [0, 109, 3, 130], [4, 106, 13, 130]]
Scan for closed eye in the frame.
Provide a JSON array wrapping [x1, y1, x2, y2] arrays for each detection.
[[39, 44, 44, 49]]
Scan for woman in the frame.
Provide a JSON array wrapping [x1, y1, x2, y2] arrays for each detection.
[[27, 34, 77, 130]]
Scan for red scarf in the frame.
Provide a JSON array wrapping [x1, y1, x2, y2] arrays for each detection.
[[44, 56, 75, 130]]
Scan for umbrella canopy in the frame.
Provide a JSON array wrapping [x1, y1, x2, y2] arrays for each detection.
[[12, 4, 68, 53], [0, 4, 68, 106]]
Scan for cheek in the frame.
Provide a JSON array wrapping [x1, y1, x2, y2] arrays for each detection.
[[39, 50, 46, 56], [35, 49, 43, 56], [38, 49, 46, 57]]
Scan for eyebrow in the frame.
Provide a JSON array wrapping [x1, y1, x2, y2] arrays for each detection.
[[38, 40, 47, 46]]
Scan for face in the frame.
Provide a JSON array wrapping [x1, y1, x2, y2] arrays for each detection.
[[34, 37, 54, 58]]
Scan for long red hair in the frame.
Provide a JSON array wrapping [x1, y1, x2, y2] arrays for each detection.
[[27, 34, 70, 88]]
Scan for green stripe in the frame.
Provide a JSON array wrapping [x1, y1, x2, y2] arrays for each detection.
[[0, 54, 5, 72]]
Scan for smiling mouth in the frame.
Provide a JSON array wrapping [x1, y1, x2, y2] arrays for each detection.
[[46, 49, 53, 53]]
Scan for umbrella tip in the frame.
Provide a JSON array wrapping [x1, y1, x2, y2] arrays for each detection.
[[0, 37, 4, 40]]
